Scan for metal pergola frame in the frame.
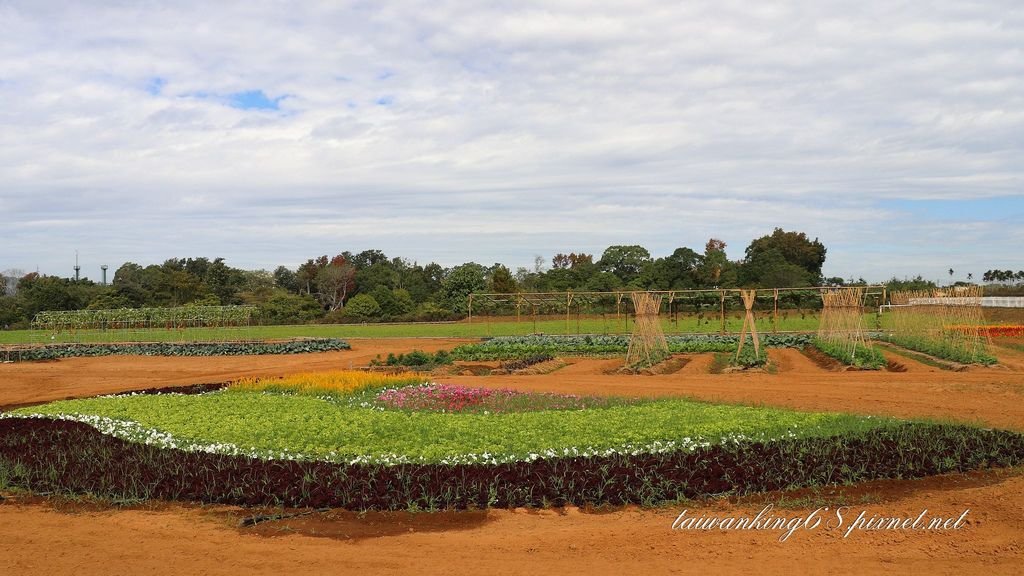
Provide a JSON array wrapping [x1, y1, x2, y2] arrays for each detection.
[[467, 286, 887, 335]]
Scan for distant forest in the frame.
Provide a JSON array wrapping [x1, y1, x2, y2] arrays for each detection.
[[1, 228, 1021, 328]]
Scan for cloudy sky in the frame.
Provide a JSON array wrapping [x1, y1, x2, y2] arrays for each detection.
[[1, 1, 1021, 283]]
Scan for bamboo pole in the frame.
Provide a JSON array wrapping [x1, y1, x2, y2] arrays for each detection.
[[773, 289, 779, 334], [720, 290, 726, 335]]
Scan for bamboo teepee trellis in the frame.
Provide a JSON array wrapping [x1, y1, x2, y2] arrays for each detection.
[[817, 287, 870, 362], [889, 286, 989, 362], [625, 292, 670, 369], [734, 289, 762, 361]]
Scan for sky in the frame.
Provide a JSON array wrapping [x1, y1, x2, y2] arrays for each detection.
[[1, 1, 1022, 285]]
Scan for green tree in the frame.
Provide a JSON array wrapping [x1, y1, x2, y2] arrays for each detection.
[[440, 263, 487, 313], [584, 271, 623, 292], [258, 291, 323, 324], [488, 264, 518, 293], [238, 269, 276, 300], [598, 245, 652, 283], [639, 247, 701, 289], [112, 262, 150, 306], [348, 249, 389, 269], [343, 293, 382, 319], [743, 229, 827, 285], [372, 285, 414, 317], [273, 266, 300, 293], [0, 296, 25, 328], [696, 239, 734, 287], [885, 276, 937, 292], [738, 247, 813, 288], [86, 293, 133, 310], [17, 275, 96, 317], [296, 256, 329, 295]]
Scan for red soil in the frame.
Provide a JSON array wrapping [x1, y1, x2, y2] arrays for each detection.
[[2, 338, 1024, 574]]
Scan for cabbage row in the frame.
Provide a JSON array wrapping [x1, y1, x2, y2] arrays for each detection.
[[0, 338, 350, 362], [453, 333, 815, 360]]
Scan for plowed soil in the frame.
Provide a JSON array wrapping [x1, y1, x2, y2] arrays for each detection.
[[2, 338, 1024, 575]]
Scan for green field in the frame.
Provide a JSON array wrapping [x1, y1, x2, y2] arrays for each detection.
[[10, 390, 894, 464], [0, 313, 874, 345]]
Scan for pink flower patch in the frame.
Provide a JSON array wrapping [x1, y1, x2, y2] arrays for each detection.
[[376, 384, 593, 413]]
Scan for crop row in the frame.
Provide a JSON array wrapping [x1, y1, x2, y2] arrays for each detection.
[[1, 418, 1021, 509], [877, 334, 997, 366], [368, 350, 453, 369], [33, 305, 258, 328], [811, 339, 887, 370], [0, 339, 350, 362], [499, 354, 555, 372], [452, 334, 816, 360]]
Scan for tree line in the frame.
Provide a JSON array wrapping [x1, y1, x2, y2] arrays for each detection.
[[0, 228, 1014, 328]]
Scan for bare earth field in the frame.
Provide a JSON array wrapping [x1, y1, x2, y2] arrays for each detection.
[[2, 337, 1024, 575]]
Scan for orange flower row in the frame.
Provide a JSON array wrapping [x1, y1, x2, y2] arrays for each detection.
[[231, 370, 428, 396], [948, 325, 1024, 338]]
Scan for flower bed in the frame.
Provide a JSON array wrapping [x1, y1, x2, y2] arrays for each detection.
[[232, 370, 427, 397], [1, 417, 1021, 510], [375, 383, 619, 413], [4, 370, 1024, 510]]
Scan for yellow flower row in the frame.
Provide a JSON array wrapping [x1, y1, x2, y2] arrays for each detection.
[[231, 370, 428, 396]]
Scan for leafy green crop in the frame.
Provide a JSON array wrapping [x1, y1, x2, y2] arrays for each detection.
[[877, 334, 997, 366], [32, 306, 258, 329], [11, 391, 895, 464], [812, 338, 886, 370], [369, 349, 453, 368], [452, 333, 815, 360], [0, 339, 350, 362]]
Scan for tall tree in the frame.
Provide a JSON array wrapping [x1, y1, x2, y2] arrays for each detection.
[[313, 256, 356, 312], [440, 263, 487, 313], [296, 256, 329, 295], [273, 266, 300, 293], [743, 229, 827, 285], [598, 245, 652, 284], [697, 238, 732, 287], [488, 264, 518, 293]]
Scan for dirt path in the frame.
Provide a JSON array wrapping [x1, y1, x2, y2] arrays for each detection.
[[2, 468, 1022, 575], [555, 358, 624, 375], [0, 338, 474, 408], [2, 339, 1024, 574], [677, 353, 715, 374], [990, 342, 1024, 372], [878, 349, 941, 373], [769, 348, 828, 373]]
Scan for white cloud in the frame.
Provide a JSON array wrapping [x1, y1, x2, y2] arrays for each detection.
[[0, 0, 1021, 281]]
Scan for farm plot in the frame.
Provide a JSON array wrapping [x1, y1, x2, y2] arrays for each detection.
[[0, 339, 351, 362], [451, 334, 888, 373], [451, 334, 814, 359], [3, 372, 1024, 510]]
